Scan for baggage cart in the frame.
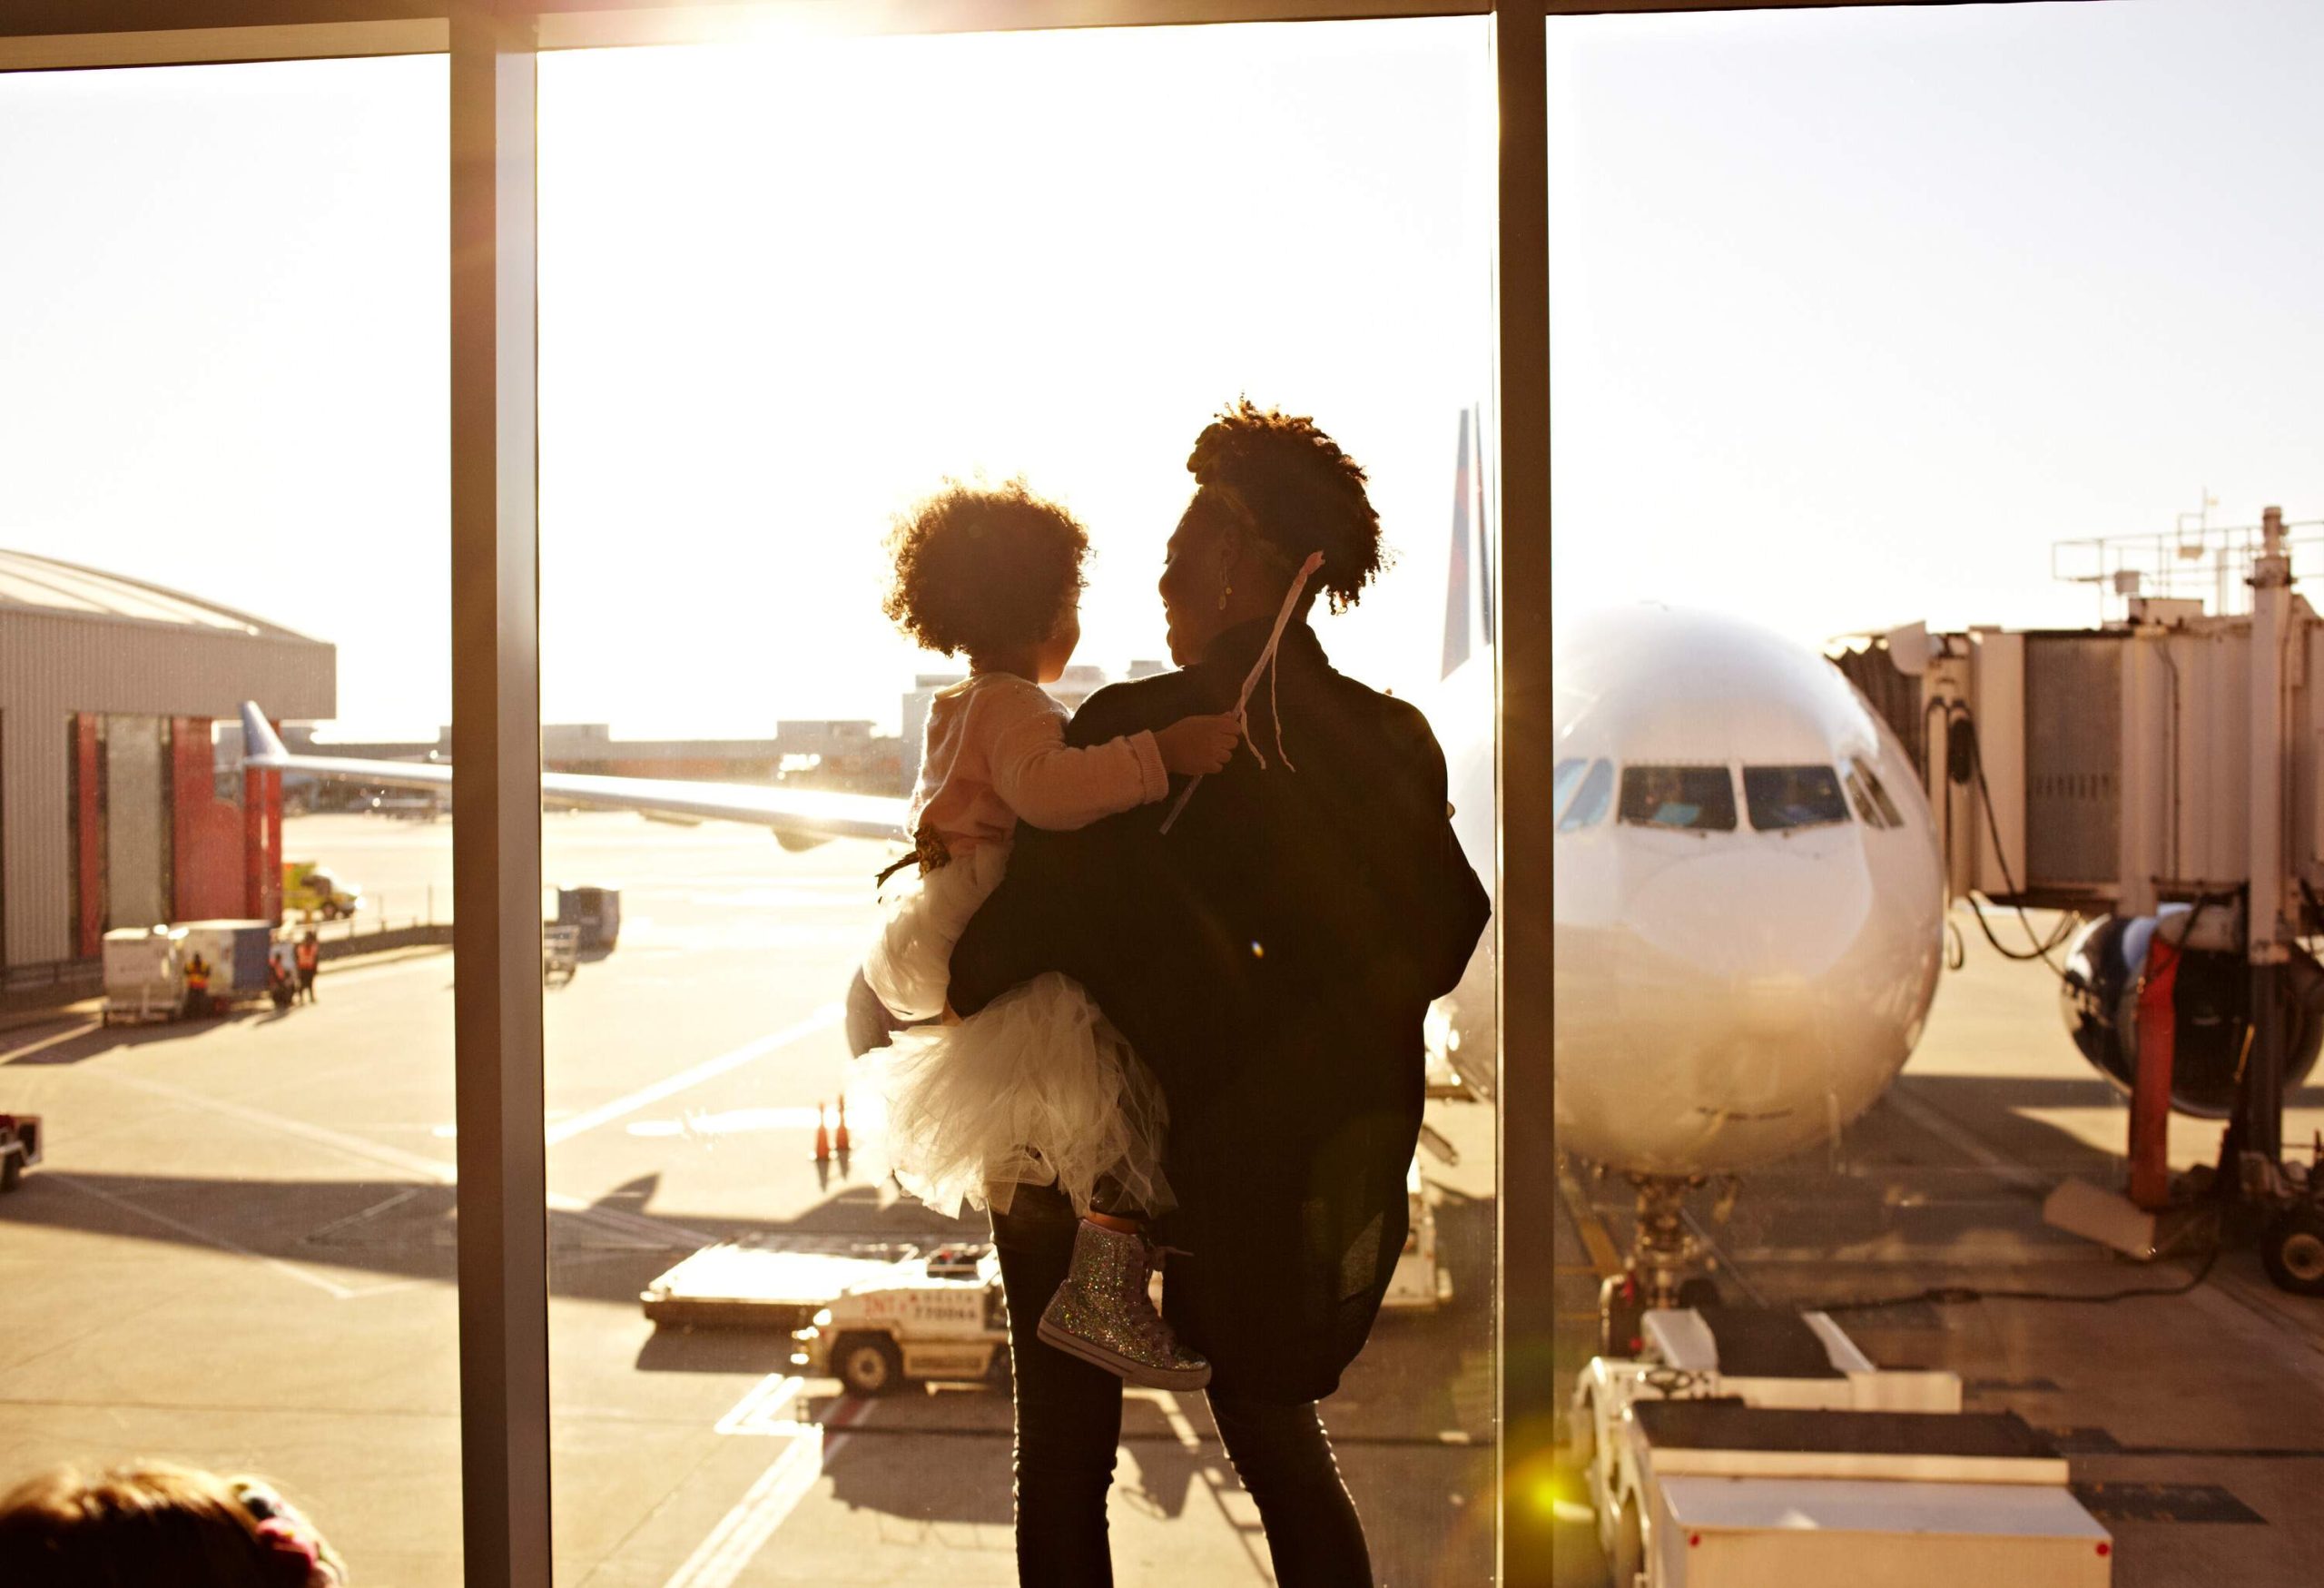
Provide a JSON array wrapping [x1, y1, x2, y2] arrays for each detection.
[[543, 924, 581, 988], [102, 926, 187, 1025]]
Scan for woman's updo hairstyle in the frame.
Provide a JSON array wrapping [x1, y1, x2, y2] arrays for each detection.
[[882, 479, 1090, 658], [1186, 399, 1384, 615]]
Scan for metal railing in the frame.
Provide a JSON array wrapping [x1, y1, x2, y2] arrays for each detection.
[[2054, 513, 2324, 620]]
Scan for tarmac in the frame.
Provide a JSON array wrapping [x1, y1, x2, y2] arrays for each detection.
[[13, 812, 2322, 1583], [0, 812, 1494, 1585], [1552, 906, 2324, 1586]]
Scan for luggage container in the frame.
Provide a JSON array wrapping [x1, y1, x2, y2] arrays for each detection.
[[102, 925, 187, 1025], [176, 920, 278, 1003], [555, 886, 622, 952], [1573, 1307, 2113, 1586]]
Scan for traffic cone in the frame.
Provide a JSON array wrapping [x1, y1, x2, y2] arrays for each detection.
[[812, 1101, 831, 1164], [833, 1094, 852, 1156]]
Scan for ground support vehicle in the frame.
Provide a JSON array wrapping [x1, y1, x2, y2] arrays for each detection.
[[101, 926, 187, 1025], [1382, 1159, 1453, 1311], [641, 1239, 1009, 1396], [788, 1244, 1009, 1396], [1572, 1306, 2113, 1586], [0, 1113, 42, 1190], [282, 861, 361, 921]]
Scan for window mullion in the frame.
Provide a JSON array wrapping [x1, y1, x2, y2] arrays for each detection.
[[450, 5, 551, 1585], [1492, 4, 1553, 1583]]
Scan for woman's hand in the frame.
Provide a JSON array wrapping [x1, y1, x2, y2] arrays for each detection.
[[1155, 714, 1242, 775]]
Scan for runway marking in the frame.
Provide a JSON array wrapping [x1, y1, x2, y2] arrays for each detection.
[[714, 1374, 811, 1437], [0, 1021, 101, 1064], [316, 950, 454, 989], [545, 1004, 842, 1148], [46, 1170, 365, 1300], [1886, 1087, 2047, 1191], [84, 1068, 714, 1248], [665, 1398, 874, 1588], [1556, 1154, 1624, 1279], [93, 1069, 457, 1184]]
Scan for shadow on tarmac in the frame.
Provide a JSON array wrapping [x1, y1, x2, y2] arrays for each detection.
[[0, 1168, 979, 1314]]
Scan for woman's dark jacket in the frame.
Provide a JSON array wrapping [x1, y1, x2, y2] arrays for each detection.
[[949, 617, 1491, 1404]]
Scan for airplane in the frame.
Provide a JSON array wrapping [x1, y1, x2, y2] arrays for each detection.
[[239, 705, 909, 850], [1538, 603, 1949, 1323]]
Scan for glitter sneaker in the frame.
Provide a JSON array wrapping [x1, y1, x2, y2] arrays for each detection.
[[1036, 1219, 1212, 1390]]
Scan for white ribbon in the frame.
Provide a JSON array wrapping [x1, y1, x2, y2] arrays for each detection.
[[1159, 549, 1326, 835]]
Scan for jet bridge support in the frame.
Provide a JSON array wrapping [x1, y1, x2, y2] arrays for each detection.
[[1899, 506, 2324, 1294]]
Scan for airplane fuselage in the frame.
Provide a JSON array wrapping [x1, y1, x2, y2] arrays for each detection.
[[1550, 607, 1945, 1176]]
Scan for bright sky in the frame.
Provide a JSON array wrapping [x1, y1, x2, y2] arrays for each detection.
[[0, 20, 1491, 740], [1548, 0, 2324, 645], [4, 5, 2319, 740]]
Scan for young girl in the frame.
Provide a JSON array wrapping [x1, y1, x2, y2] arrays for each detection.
[[862, 479, 1237, 1390], [0, 1462, 348, 1587]]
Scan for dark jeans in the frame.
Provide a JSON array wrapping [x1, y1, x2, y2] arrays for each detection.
[[990, 1180, 1374, 1588]]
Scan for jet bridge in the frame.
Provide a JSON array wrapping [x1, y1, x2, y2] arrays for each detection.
[[1863, 508, 2324, 1293]]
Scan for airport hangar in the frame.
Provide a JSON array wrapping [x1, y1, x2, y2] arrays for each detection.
[[0, 548, 333, 982]]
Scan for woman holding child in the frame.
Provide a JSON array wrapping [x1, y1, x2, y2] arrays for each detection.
[[867, 401, 1490, 1585]]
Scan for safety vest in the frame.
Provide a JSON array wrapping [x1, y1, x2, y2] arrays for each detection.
[[186, 962, 209, 991], [295, 942, 318, 972]]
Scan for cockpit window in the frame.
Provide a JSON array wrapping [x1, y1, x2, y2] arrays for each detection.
[[1843, 764, 1885, 827], [1619, 765, 1737, 832], [1558, 759, 1613, 833], [1853, 757, 1905, 828], [1553, 757, 1587, 818], [1743, 764, 1851, 833]]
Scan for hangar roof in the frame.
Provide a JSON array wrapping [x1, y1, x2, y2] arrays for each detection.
[[0, 548, 313, 641]]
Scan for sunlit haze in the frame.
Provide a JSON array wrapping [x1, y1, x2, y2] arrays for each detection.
[[7, 4, 2320, 741], [2, 21, 1491, 739]]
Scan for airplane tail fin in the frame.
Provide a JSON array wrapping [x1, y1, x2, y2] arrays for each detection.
[[239, 701, 290, 767], [1442, 405, 1493, 679]]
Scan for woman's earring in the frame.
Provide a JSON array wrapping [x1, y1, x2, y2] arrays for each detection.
[[1216, 582, 1233, 612]]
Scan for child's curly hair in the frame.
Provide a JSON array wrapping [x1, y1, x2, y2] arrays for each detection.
[[0, 1462, 345, 1587], [882, 480, 1090, 658], [1187, 399, 1385, 615]]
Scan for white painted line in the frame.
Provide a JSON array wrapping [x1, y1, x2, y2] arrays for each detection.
[[94, 1069, 456, 1183], [0, 1021, 102, 1064], [714, 1374, 809, 1437], [1886, 1088, 2047, 1191], [48, 1170, 362, 1300], [85, 1068, 714, 1247], [316, 951, 454, 988], [1153, 1390, 1205, 1451], [544, 1003, 842, 1147], [664, 1400, 872, 1588]]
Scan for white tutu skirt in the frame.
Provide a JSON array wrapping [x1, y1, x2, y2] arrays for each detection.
[[879, 972, 1174, 1221], [860, 843, 1010, 1025], [861, 843, 1172, 1219]]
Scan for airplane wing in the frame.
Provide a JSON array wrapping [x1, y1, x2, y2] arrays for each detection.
[[240, 703, 909, 847]]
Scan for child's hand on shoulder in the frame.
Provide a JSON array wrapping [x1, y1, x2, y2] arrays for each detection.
[[1155, 714, 1242, 775]]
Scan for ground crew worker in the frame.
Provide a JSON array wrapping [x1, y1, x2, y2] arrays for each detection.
[[183, 953, 212, 1020], [295, 931, 320, 1004]]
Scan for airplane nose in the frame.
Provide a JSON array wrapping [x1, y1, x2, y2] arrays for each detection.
[[1624, 846, 1876, 989]]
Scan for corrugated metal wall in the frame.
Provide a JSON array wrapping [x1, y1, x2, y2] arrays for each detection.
[[1, 608, 332, 966]]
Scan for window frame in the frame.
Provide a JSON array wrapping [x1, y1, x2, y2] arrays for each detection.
[[0, 4, 2069, 1583]]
